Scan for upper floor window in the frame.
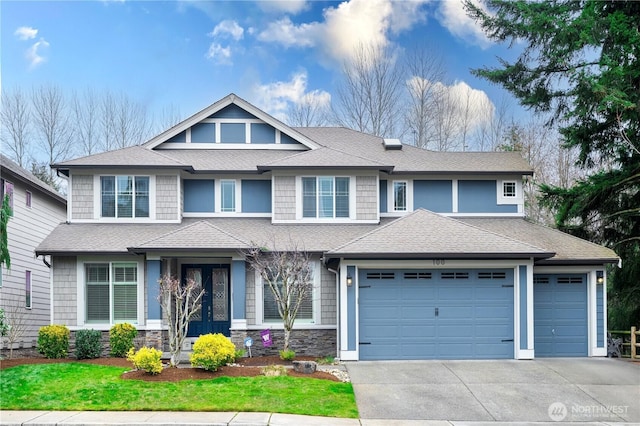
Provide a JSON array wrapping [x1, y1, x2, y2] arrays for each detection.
[[25, 190, 32, 208], [302, 177, 349, 218], [393, 181, 407, 212], [1, 179, 14, 215], [220, 180, 236, 212], [101, 176, 149, 218], [502, 181, 517, 198]]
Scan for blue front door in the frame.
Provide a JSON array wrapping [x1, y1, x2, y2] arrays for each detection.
[[183, 264, 231, 337]]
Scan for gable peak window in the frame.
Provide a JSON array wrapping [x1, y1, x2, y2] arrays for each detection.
[[302, 176, 349, 219], [101, 175, 149, 218]]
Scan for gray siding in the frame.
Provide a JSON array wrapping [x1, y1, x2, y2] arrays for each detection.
[[356, 175, 378, 220], [51, 256, 77, 326], [273, 176, 296, 221], [156, 175, 178, 220], [0, 177, 66, 348], [71, 175, 93, 220], [320, 266, 336, 325]]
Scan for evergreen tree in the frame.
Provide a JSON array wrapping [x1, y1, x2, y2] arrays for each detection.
[[1, 194, 12, 270], [465, 0, 640, 328]]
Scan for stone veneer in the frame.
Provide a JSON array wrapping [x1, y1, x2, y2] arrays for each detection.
[[68, 330, 168, 358], [230, 328, 336, 357]]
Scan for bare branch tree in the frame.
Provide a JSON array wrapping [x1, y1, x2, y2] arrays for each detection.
[[99, 90, 151, 151], [243, 242, 313, 352], [0, 294, 29, 359], [31, 84, 74, 180], [334, 43, 404, 138], [71, 88, 100, 156], [287, 93, 330, 127], [157, 274, 204, 367], [0, 88, 32, 167]]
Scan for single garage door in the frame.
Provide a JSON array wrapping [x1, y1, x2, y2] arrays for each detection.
[[534, 274, 588, 357], [358, 269, 514, 360]]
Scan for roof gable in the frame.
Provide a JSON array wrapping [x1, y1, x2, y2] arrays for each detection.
[[328, 209, 553, 259], [144, 93, 319, 151]]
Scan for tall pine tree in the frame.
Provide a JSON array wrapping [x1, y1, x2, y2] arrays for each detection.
[[465, 0, 639, 328]]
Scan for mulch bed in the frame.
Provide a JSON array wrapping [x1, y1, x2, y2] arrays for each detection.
[[0, 354, 340, 382]]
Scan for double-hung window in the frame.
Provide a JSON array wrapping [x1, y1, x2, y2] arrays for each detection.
[[101, 176, 149, 218], [85, 262, 138, 323], [302, 177, 349, 218], [263, 264, 314, 323]]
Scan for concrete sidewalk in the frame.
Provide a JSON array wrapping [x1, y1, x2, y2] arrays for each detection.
[[0, 411, 634, 425]]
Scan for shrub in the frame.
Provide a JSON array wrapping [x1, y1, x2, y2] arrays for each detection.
[[279, 349, 295, 361], [109, 323, 137, 357], [75, 329, 103, 360], [127, 347, 163, 374], [189, 333, 236, 371], [37, 325, 70, 359], [234, 348, 246, 362], [316, 355, 336, 365]]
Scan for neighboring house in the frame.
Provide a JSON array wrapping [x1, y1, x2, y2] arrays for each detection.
[[1, 154, 67, 350], [36, 94, 618, 360]]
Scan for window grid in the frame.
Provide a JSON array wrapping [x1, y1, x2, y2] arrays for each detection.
[[503, 181, 517, 198], [101, 176, 149, 218], [302, 176, 350, 219], [85, 262, 137, 324], [393, 181, 407, 211], [220, 180, 236, 212]]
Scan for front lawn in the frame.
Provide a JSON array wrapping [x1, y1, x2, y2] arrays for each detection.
[[0, 363, 358, 418]]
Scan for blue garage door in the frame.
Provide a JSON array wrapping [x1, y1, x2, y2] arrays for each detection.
[[534, 274, 588, 357], [358, 269, 514, 360]]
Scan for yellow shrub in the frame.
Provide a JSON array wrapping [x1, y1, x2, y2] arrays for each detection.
[[37, 325, 70, 359], [190, 333, 236, 371], [127, 346, 163, 374]]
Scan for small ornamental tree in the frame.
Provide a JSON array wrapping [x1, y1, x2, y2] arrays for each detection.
[[158, 275, 204, 367], [244, 242, 313, 352]]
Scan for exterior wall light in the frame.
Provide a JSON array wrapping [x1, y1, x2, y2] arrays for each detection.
[[596, 270, 604, 284], [346, 276, 353, 286]]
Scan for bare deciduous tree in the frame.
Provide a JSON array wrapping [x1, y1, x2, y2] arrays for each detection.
[[334, 43, 404, 138], [100, 91, 151, 151], [0, 88, 31, 167], [72, 88, 100, 156], [0, 294, 29, 359], [157, 274, 204, 367], [31, 85, 74, 180], [244, 243, 313, 352], [287, 93, 330, 127]]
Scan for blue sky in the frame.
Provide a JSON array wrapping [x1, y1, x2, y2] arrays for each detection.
[[1, 0, 523, 135]]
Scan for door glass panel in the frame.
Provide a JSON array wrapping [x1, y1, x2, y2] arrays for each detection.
[[212, 269, 228, 321], [186, 268, 202, 320]]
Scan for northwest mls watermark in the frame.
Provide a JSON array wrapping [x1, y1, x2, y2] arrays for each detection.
[[548, 402, 629, 422]]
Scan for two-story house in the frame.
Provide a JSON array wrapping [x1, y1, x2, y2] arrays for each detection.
[[37, 94, 618, 360], [1, 154, 67, 352]]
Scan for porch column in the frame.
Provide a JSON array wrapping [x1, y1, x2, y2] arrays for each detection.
[[146, 259, 162, 325], [232, 260, 246, 320]]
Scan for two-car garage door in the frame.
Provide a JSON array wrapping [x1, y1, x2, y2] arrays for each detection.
[[358, 269, 514, 360]]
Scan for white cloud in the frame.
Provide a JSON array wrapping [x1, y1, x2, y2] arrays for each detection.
[[251, 71, 331, 121], [205, 43, 232, 65], [436, 0, 492, 49], [258, 0, 309, 14], [210, 20, 244, 41], [14, 26, 38, 40], [258, 0, 430, 64], [26, 38, 50, 70]]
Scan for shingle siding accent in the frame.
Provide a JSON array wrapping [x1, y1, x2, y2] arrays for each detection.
[[356, 175, 378, 221], [245, 266, 256, 325], [320, 266, 336, 325], [156, 175, 178, 220], [273, 176, 296, 221], [52, 256, 77, 326], [71, 175, 93, 220]]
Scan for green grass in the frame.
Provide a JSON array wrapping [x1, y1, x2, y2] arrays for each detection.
[[0, 363, 358, 418]]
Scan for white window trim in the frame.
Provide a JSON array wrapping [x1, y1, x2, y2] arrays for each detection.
[[93, 175, 156, 221], [297, 176, 353, 220], [77, 258, 144, 326], [215, 179, 242, 213], [254, 260, 321, 327], [388, 180, 412, 213], [497, 180, 523, 205]]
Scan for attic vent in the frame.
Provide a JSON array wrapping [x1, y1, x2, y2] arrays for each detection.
[[441, 272, 469, 280], [404, 272, 432, 280], [366, 272, 395, 280], [383, 138, 402, 150], [478, 272, 507, 280], [558, 276, 584, 284]]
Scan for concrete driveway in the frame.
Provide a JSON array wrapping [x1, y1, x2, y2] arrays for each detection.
[[346, 358, 640, 423]]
